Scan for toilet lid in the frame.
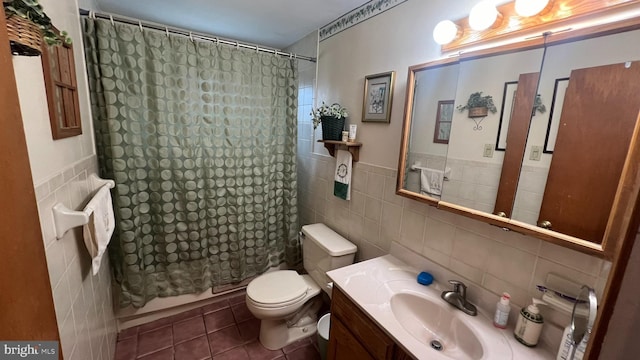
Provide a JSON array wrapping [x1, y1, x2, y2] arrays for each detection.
[[247, 270, 308, 305]]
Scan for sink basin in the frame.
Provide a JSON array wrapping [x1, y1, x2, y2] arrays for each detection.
[[390, 292, 483, 360]]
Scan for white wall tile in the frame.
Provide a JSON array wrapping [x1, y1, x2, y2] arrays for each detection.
[[36, 156, 116, 360]]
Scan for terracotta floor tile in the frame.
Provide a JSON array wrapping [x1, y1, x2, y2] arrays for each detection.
[[138, 316, 173, 334], [211, 346, 249, 360], [204, 308, 236, 333], [244, 341, 284, 360], [171, 307, 204, 322], [173, 316, 207, 344], [137, 347, 174, 360], [202, 299, 230, 314], [231, 302, 255, 323], [282, 337, 312, 355], [208, 325, 244, 356], [237, 318, 260, 343], [284, 344, 320, 360], [114, 337, 137, 360], [228, 292, 246, 305], [137, 326, 173, 357], [174, 335, 211, 360]]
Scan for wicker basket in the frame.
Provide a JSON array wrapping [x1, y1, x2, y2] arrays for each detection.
[[468, 106, 489, 118], [5, 14, 42, 56], [321, 116, 345, 141]]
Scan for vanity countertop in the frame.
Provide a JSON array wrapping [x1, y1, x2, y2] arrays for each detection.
[[327, 255, 553, 360]]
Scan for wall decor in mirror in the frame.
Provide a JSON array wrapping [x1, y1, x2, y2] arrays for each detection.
[[397, 12, 640, 259]]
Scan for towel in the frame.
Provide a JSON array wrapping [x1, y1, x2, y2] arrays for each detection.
[[82, 185, 115, 275], [334, 150, 352, 200], [420, 168, 446, 196]]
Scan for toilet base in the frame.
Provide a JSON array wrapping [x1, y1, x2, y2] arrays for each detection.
[[258, 298, 322, 350]]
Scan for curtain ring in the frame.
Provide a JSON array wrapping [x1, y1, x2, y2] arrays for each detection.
[[165, 27, 169, 37], [236, 41, 239, 49], [109, 15, 114, 25], [215, 37, 219, 45], [255, 45, 259, 54], [138, 21, 143, 32], [289, 53, 293, 59], [189, 32, 194, 42]]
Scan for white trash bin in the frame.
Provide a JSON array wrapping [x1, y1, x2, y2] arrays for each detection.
[[317, 313, 331, 360]]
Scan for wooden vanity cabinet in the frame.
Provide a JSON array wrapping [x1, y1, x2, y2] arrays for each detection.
[[328, 287, 414, 360]]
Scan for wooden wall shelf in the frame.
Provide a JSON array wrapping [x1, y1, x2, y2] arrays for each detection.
[[318, 140, 363, 162]]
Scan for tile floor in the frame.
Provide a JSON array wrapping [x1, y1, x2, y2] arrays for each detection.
[[114, 291, 321, 360]]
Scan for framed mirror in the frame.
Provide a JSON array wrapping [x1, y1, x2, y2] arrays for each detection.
[[397, 58, 459, 204], [397, 16, 640, 259]]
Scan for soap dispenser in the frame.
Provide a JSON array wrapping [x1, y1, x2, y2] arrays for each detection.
[[514, 298, 545, 347]]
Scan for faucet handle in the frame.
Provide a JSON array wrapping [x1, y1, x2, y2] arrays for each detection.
[[448, 280, 467, 298]]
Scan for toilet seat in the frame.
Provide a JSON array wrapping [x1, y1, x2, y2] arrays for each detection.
[[247, 270, 309, 308]]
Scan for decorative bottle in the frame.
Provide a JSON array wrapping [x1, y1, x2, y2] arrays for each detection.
[[514, 298, 545, 347], [493, 292, 511, 329]]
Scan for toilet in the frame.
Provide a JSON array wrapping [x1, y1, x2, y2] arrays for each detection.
[[245, 223, 357, 350]]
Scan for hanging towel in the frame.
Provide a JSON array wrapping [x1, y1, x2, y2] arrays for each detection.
[[82, 185, 115, 275], [334, 150, 352, 200], [420, 168, 446, 196]]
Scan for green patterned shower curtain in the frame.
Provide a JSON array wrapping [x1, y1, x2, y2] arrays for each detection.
[[83, 18, 299, 308]]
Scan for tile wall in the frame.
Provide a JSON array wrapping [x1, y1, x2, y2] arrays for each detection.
[[288, 31, 610, 351], [34, 155, 117, 360]]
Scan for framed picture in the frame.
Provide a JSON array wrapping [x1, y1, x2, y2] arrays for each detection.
[[433, 100, 454, 144], [495, 81, 518, 151], [362, 71, 395, 123], [544, 77, 570, 153]]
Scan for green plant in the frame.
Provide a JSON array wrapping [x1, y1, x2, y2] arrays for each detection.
[[456, 92, 497, 114], [533, 94, 546, 114], [311, 102, 348, 129], [3, 0, 71, 45]]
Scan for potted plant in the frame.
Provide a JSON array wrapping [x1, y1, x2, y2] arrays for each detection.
[[311, 102, 349, 141], [533, 94, 546, 115], [3, 0, 71, 56], [457, 92, 497, 118]]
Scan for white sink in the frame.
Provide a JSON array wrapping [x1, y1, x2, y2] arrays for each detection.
[[325, 255, 548, 360], [390, 292, 483, 360]]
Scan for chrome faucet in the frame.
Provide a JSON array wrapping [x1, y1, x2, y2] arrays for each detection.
[[441, 280, 477, 316]]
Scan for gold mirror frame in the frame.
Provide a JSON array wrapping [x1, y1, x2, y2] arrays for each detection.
[[397, 15, 640, 261]]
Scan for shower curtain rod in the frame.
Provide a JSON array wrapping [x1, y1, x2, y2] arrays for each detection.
[[79, 9, 317, 63]]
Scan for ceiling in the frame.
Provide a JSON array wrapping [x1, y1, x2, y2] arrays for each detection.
[[89, 0, 370, 49]]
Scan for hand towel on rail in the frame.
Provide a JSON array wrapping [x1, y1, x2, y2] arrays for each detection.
[[334, 150, 352, 200], [420, 168, 445, 196], [82, 184, 115, 275]]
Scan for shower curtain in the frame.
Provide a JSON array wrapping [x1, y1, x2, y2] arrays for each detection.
[[83, 18, 299, 308]]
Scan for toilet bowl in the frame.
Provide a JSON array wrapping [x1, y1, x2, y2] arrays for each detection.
[[245, 223, 357, 350]]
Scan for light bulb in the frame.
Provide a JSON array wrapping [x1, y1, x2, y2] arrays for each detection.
[[469, 0, 500, 31], [515, 0, 550, 17], [433, 20, 460, 45]]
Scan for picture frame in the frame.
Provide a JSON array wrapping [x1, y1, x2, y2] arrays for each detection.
[[362, 71, 395, 123], [495, 81, 518, 151], [544, 77, 570, 153], [433, 100, 454, 144]]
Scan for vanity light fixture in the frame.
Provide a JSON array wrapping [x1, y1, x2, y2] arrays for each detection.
[[469, 0, 501, 31], [514, 0, 551, 17], [433, 20, 461, 45]]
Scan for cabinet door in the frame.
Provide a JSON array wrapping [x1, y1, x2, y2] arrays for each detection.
[[327, 316, 375, 360], [538, 61, 640, 243]]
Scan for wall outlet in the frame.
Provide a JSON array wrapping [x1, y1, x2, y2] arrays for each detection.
[[483, 144, 494, 158], [530, 145, 542, 161]]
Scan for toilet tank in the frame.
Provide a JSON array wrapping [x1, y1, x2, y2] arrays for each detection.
[[301, 223, 357, 295]]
